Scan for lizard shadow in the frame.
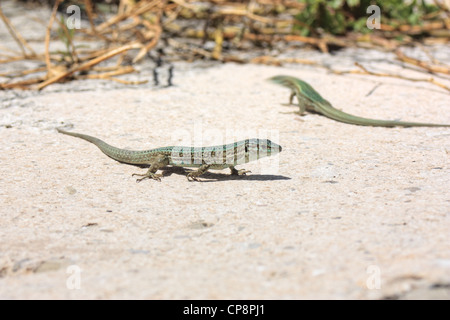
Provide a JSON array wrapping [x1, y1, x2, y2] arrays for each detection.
[[159, 166, 291, 182]]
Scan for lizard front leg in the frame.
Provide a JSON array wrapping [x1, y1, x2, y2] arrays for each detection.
[[281, 92, 296, 106], [187, 164, 211, 181], [281, 91, 307, 115], [289, 91, 296, 105], [292, 92, 308, 115], [132, 154, 169, 182], [230, 166, 251, 176]]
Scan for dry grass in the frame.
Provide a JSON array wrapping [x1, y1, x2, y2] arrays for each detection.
[[0, 0, 449, 90]]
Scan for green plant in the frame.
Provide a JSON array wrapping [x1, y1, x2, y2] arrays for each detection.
[[56, 15, 76, 62], [294, 0, 442, 36]]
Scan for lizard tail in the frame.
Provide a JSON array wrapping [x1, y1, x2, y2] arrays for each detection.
[[56, 127, 153, 164], [319, 107, 450, 127]]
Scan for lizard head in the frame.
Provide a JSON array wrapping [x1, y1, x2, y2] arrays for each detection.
[[245, 139, 282, 160], [267, 75, 298, 89], [268, 75, 330, 105]]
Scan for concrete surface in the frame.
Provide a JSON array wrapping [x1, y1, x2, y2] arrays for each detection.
[[0, 0, 449, 299]]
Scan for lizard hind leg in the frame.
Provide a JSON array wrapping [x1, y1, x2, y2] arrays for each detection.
[[187, 164, 211, 181], [132, 154, 169, 182], [132, 170, 164, 182]]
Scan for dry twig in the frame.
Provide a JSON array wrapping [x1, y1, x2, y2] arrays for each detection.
[[0, 0, 449, 90], [395, 49, 450, 75], [0, 4, 36, 57], [331, 62, 450, 92]]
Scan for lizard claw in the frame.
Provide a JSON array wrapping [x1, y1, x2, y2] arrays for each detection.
[[186, 173, 200, 182], [132, 172, 162, 182]]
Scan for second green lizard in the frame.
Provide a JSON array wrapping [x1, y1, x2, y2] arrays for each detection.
[[269, 75, 450, 127]]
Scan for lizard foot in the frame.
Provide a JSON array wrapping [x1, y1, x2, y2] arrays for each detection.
[[186, 164, 210, 181], [132, 172, 163, 182], [186, 172, 202, 182]]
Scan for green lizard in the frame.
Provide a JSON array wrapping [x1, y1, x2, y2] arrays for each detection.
[[57, 128, 282, 182], [269, 75, 450, 127]]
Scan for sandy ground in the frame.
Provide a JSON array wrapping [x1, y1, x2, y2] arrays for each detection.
[[1, 1, 450, 299]]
